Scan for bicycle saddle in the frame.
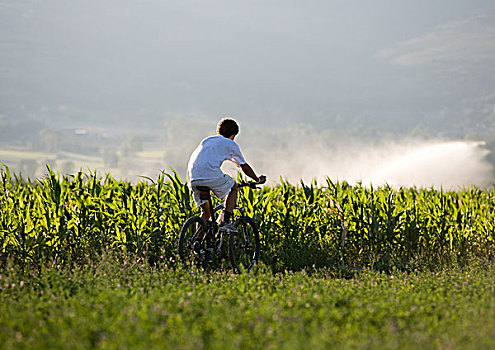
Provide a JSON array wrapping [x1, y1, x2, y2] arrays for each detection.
[[196, 186, 211, 200]]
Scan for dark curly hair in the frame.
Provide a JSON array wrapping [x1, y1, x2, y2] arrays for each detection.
[[217, 118, 239, 138]]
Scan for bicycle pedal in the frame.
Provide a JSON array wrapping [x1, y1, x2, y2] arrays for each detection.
[[218, 222, 237, 233], [219, 228, 238, 234]]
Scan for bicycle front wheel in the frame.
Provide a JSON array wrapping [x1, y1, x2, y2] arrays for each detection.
[[178, 216, 210, 271], [229, 216, 260, 273]]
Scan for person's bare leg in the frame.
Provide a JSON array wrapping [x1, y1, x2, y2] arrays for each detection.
[[196, 201, 210, 240], [222, 183, 238, 223], [200, 201, 211, 221]]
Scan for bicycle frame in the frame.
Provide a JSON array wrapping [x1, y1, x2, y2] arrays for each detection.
[[212, 203, 245, 218], [199, 186, 247, 223], [196, 185, 249, 256], [179, 180, 262, 272]]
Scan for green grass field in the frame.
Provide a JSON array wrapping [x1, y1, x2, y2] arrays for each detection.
[[1, 167, 494, 349], [1, 256, 494, 349]]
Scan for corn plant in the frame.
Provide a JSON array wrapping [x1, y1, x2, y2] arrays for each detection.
[[1, 165, 494, 271]]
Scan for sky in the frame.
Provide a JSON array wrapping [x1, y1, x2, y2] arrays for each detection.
[[1, 0, 494, 186]]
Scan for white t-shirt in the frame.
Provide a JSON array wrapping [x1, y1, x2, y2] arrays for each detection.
[[187, 135, 246, 181]]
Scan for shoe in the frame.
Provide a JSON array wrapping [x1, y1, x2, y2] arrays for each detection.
[[219, 222, 237, 234]]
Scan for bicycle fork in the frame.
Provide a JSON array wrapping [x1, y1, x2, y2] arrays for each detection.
[[215, 232, 224, 255], [215, 228, 237, 255]]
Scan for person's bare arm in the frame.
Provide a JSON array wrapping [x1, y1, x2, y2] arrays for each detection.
[[240, 163, 266, 183]]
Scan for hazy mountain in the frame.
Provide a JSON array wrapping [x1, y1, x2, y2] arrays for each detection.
[[1, 1, 494, 185], [1, 1, 493, 126]]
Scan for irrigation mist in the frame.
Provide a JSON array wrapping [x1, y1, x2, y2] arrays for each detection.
[[120, 122, 495, 189], [248, 139, 493, 189], [5, 121, 492, 190]]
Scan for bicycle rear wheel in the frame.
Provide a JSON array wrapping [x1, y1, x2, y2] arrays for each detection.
[[229, 216, 260, 273], [178, 216, 210, 270]]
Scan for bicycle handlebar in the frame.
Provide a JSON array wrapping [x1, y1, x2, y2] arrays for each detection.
[[238, 181, 263, 189]]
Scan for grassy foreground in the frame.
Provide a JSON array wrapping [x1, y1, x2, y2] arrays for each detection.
[[2, 168, 495, 348], [1, 255, 494, 349]]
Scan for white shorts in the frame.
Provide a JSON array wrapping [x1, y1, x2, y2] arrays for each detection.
[[190, 174, 235, 207]]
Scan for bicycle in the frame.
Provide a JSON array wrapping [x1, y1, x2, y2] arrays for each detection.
[[178, 181, 261, 273]]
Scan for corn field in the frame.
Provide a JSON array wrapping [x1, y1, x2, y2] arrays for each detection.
[[1, 165, 494, 270]]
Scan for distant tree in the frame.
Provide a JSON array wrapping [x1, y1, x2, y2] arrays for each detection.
[[60, 160, 75, 175], [483, 137, 495, 177], [121, 135, 143, 157], [102, 149, 119, 168], [17, 159, 38, 179], [39, 129, 61, 152]]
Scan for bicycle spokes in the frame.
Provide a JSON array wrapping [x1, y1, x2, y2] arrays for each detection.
[[179, 217, 211, 270], [230, 217, 260, 272], [180, 215, 259, 273]]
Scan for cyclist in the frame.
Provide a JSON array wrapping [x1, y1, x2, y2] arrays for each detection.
[[187, 118, 266, 232]]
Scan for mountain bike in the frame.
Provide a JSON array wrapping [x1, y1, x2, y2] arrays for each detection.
[[178, 181, 261, 273]]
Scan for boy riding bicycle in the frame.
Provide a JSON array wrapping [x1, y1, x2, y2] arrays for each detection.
[[187, 118, 266, 232]]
